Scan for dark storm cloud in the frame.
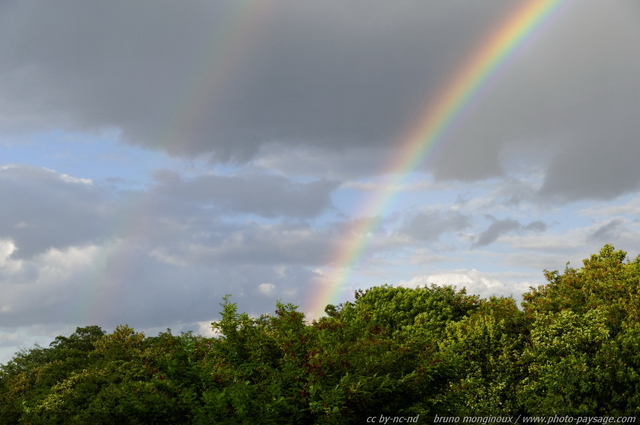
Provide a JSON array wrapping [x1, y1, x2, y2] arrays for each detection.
[[428, 0, 640, 197], [0, 0, 509, 160], [538, 130, 640, 201], [1, 1, 640, 198]]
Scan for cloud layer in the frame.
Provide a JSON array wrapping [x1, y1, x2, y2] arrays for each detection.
[[1, 1, 639, 200], [1, 0, 640, 361]]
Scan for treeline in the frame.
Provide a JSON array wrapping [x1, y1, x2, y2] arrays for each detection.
[[2, 244, 640, 423]]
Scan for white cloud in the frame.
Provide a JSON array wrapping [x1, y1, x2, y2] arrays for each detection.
[[0, 238, 17, 262], [397, 269, 536, 300], [0, 239, 22, 273], [0, 242, 102, 330], [193, 321, 220, 338], [59, 173, 92, 185], [258, 282, 276, 296]]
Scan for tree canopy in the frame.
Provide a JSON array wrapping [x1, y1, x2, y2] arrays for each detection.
[[1, 244, 639, 423]]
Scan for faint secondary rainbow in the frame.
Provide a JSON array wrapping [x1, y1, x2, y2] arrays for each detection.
[[308, 0, 573, 317], [76, 1, 271, 326], [159, 0, 271, 154]]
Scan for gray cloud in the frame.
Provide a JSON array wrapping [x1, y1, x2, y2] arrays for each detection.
[[0, 165, 115, 258], [2, 0, 640, 359], [401, 209, 470, 242], [1, 0, 485, 157], [473, 219, 521, 248], [150, 221, 336, 268], [587, 218, 625, 243], [0, 239, 317, 329], [151, 170, 338, 218], [255, 145, 392, 180], [538, 135, 640, 202], [473, 218, 547, 248], [524, 221, 548, 233], [0, 165, 338, 329], [2, 1, 640, 201], [0, 164, 337, 261]]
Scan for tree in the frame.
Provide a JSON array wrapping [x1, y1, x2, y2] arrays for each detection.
[[0, 326, 106, 424], [3, 245, 640, 420], [438, 297, 529, 415], [519, 244, 640, 415]]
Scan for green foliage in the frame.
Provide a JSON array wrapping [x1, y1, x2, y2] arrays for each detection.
[[3, 245, 640, 421], [0, 325, 106, 424], [523, 244, 640, 330], [439, 296, 529, 415], [519, 308, 610, 414], [309, 285, 465, 422], [337, 284, 480, 335], [520, 244, 640, 415]]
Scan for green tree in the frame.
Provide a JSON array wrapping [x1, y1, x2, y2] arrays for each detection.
[[519, 244, 640, 415], [4, 245, 640, 421], [438, 297, 529, 415], [195, 298, 313, 424], [0, 326, 105, 424], [24, 326, 200, 424], [518, 308, 611, 414], [308, 285, 478, 422], [523, 244, 640, 330]]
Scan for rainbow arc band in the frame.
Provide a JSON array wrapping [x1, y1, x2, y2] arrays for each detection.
[[308, 0, 573, 318]]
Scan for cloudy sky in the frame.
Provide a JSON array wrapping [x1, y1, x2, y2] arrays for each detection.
[[1, 0, 640, 360]]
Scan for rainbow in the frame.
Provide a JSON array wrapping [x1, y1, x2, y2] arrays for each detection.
[[308, 0, 574, 318], [160, 0, 271, 155], [78, 1, 272, 326]]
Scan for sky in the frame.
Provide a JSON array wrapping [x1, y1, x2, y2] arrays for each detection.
[[1, 0, 640, 361]]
